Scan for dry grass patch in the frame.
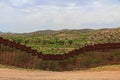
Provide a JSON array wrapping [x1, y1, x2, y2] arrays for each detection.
[[88, 65, 120, 71]]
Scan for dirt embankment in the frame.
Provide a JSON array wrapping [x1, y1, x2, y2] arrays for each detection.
[[0, 68, 120, 80]]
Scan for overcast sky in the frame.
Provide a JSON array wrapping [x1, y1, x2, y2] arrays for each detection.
[[0, 0, 120, 33]]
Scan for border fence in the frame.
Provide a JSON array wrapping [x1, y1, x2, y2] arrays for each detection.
[[0, 36, 120, 61]]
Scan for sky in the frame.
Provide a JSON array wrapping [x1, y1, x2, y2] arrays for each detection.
[[0, 0, 120, 33]]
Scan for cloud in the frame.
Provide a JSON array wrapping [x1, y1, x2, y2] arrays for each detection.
[[0, 0, 120, 33], [9, 0, 35, 7], [9, 0, 28, 6]]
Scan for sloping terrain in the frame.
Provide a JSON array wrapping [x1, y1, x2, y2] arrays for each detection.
[[0, 27, 120, 71], [0, 27, 120, 54]]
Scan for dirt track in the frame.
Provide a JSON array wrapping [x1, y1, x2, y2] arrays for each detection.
[[0, 68, 120, 80]]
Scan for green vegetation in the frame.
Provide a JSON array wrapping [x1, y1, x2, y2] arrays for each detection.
[[0, 64, 17, 69], [1, 27, 120, 71], [0, 27, 120, 54]]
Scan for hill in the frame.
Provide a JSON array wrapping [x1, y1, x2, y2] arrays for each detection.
[[0, 31, 2, 33], [0, 27, 120, 54], [88, 27, 120, 43], [27, 29, 94, 34]]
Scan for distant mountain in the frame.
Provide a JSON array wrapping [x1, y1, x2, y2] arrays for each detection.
[[0, 31, 2, 33], [70, 29, 94, 33], [29, 29, 94, 35], [29, 30, 57, 34], [1, 27, 119, 35]]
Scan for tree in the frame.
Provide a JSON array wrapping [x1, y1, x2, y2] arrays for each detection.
[[68, 40, 73, 45]]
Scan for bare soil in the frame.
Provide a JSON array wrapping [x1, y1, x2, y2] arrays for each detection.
[[0, 68, 120, 80]]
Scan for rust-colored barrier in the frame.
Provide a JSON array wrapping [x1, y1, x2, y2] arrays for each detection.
[[0, 37, 120, 60]]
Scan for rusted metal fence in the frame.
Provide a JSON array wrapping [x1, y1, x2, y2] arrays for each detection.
[[0, 37, 120, 61]]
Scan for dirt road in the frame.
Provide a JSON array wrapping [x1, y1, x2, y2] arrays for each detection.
[[0, 68, 120, 80]]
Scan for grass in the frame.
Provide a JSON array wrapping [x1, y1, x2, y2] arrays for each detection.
[[0, 64, 16, 68], [0, 64, 24, 69], [1, 64, 120, 72], [88, 65, 120, 71], [0, 64, 41, 71]]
